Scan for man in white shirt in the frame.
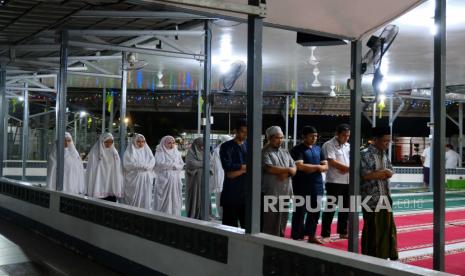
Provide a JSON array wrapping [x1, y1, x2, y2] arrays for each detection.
[[321, 124, 350, 241], [421, 144, 431, 189], [445, 144, 460, 169]]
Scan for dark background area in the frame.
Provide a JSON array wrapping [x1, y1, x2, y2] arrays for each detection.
[[132, 112, 459, 146]]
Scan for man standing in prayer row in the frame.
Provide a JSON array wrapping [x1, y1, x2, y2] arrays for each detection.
[[421, 141, 431, 189], [261, 126, 296, 237], [360, 127, 398, 260], [290, 126, 328, 244], [321, 124, 351, 242], [220, 119, 248, 228], [445, 144, 460, 169]]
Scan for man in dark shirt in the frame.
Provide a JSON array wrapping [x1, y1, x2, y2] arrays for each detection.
[[220, 119, 248, 228], [290, 126, 328, 244]]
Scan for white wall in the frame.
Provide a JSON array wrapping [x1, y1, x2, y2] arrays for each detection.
[[0, 179, 450, 276]]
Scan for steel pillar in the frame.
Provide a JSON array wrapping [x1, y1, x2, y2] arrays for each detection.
[[245, 5, 263, 234], [21, 83, 29, 180], [119, 52, 128, 156], [432, 0, 446, 271], [55, 30, 68, 191], [348, 40, 362, 253], [201, 20, 212, 221]]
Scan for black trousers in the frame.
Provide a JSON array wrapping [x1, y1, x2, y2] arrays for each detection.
[[222, 205, 246, 228], [291, 194, 320, 240], [102, 196, 117, 202], [321, 183, 349, 237]]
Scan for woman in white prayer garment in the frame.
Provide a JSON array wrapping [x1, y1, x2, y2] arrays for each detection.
[[123, 134, 155, 210], [211, 135, 232, 219], [86, 133, 123, 202], [153, 135, 184, 216], [46, 132, 85, 195]]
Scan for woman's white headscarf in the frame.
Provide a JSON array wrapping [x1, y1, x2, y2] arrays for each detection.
[[218, 135, 232, 145], [211, 135, 232, 194], [123, 134, 155, 209], [124, 134, 155, 171], [46, 132, 85, 194], [154, 136, 183, 167], [86, 133, 123, 198]]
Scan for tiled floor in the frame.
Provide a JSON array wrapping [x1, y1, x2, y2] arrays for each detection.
[[0, 217, 120, 276], [0, 262, 62, 276]]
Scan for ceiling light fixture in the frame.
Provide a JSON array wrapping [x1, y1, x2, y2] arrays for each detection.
[[378, 80, 388, 92], [329, 85, 336, 97], [308, 46, 320, 66], [311, 66, 321, 87], [67, 65, 88, 71], [157, 71, 164, 88], [218, 34, 233, 74], [379, 94, 386, 103]]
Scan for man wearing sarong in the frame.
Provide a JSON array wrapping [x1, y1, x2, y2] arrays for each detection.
[[360, 127, 398, 260]]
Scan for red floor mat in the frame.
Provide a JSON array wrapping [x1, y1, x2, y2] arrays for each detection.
[[318, 222, 465, 252], [284, 209, 465, 242], [406, 249, 465, 276], [283, 209, 465, 275]]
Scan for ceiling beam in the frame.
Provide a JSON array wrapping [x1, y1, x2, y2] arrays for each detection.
[[38, 55, 122, 61], [118, 35, 154, 47], [71, 10, 210, 19], [127, 0, 266, 16], [152, 36, 196, 55], [0, 44, 60, 52], [7, 58, 59, 67], [26, 79, 53, 90], [67, 29, 204, 37], [6, 74, 56, 80], [67, 40, 203, 60], [6, 86, 56, 92], [68, 71, 121, 79], [79, 60, 113, 75], [82, 35, 108, 44]]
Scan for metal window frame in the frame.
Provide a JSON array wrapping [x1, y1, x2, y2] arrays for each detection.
[[432, 0, 446, 271]]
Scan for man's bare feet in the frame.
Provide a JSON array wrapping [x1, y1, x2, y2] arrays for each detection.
[[308, 237, 324, 245], [321, 237, 331, 243]]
